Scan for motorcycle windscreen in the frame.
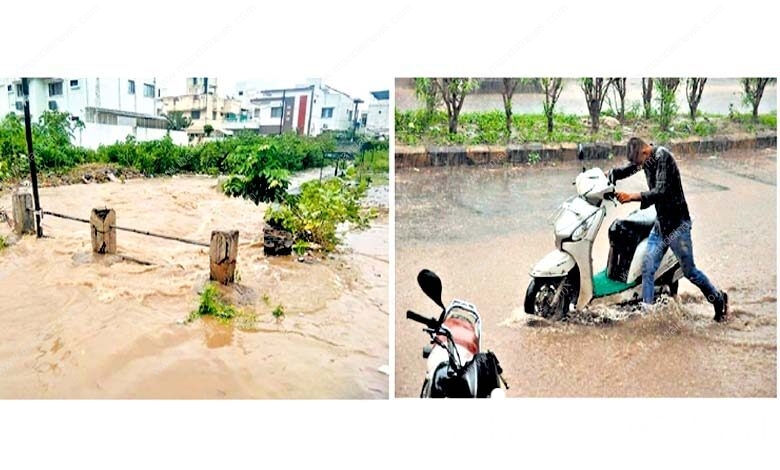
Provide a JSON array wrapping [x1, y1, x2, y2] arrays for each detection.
[[441, 306, 480, 356]]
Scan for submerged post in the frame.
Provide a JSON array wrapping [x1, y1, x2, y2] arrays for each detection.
[[11, 191, 35, 235], [90, 208, 116, 254], [210, 230, 239, 284]]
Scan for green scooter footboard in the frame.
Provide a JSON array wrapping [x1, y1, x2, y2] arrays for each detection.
[[592, 269, 639, 298]]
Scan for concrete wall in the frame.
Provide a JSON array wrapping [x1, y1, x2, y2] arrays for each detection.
[[395, 133, 778, 169], [366, 101, 389, 134], [74, 123, 187, 149]]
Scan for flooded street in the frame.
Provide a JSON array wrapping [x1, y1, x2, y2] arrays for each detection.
[[0, 175, 388, 399], [395, 149, 776, 397]]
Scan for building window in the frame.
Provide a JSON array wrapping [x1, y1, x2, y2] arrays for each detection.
[[70, 79, 79, 88], [212, 112, 217, 120], [48, 100, 59, 111], [192, 78, 198, 85], [254, 109, 260, 118], [7, 85, 12, 93], [16, 84, 23, 96], [321, 107, 334, 118], [270, 106, 283, 118], [48, 82, 63, 96], [238, 91, 244, 96], [191, 110, 201, 119], [143, 84, 154, 97], [128, 80, 136, 95], [15, 101, 23, 111]]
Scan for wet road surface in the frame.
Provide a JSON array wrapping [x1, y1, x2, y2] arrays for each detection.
[[395, 149, 776, 397]]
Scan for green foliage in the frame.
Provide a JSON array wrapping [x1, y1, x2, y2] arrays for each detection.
[[272, 304, 286, 320], [0, 234, 7, 252], [528, 152, 541, 165], [265, 177, 376, 252], [292, 240, 311, 256], [1, 115, 339, 185], [741, 78, 776, 118], [203, 124, 214, 137], [414, 78, 442, 126], [625, 101, 643, 121], [221, 148, 291, 204], [189, 282, 240, 323], [759, 113, 777, 128], [654, 78, 680, 131], [164, 111, 192, 131]]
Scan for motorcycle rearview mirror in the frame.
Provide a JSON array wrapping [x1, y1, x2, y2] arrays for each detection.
[[417, 269, 445, 310]]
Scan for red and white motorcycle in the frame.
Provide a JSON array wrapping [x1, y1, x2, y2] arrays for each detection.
[[407, 269, 508, 398]]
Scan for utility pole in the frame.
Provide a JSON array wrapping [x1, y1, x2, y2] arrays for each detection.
[[22, 78, 43, 238], [278, 89, 286, 135]]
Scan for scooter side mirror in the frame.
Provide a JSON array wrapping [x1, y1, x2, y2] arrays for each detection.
[[417, 269, 445, 310]]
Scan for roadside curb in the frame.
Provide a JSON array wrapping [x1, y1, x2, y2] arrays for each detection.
[[395, 132, 777, 168]]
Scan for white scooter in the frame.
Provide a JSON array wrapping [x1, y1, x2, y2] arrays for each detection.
[[407, 269, 508, 398], [523, 167, 683, 320]]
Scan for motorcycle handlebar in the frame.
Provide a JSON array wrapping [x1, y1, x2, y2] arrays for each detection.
[[406, 310, 438, 329]]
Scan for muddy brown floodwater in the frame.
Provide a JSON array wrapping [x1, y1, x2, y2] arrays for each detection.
[[0, 175, 388, 399], [396, 149, 776, 397]]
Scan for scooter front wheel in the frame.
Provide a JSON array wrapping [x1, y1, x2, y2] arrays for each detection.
[[525, 276, 575, 321]]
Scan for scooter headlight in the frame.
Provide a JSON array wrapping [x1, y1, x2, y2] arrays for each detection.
[[571, 222, 588, 241]]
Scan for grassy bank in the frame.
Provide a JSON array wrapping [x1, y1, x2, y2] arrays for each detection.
[[395, 109, 777, 146]]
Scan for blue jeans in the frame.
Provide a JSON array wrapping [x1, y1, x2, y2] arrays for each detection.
[[642, 221, 721, 304]]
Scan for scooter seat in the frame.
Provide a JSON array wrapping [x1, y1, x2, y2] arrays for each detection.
[[615, 218, 654, 237], [437, 317, 479, 356], [611, 207, 657, 241]]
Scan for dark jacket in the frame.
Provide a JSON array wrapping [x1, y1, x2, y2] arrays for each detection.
[[612, 146, 691, 237]]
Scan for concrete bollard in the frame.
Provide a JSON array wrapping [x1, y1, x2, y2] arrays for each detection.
[[90, 208, 116, 254], [11, 191, 35, 235], [210, 230, 239, 284]]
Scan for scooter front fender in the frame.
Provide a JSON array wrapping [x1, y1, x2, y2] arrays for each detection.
[[529, 249, 576, 278]]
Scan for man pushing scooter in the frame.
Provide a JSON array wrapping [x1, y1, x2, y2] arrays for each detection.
[[609, 137, 729, 322]]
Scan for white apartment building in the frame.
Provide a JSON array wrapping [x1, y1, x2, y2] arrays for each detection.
[[365, 90, 389, 136], [0, 77, 186, 148], [237, 79, 357, 136]]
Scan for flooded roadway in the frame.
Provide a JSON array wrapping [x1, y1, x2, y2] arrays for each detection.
[[0, 175, 388, 399], [395, 149, 776, 397]]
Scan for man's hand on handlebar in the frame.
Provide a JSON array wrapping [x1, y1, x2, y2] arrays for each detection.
[[616, 192, 640, 204]]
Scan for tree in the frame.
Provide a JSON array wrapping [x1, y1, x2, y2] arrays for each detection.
[[540, 78, 564, 134], [413, 78, 441, 121], [741, 78, 776, 121], [580, 78, 614, 132], [432, 78, 480, 134], [501, 78, 522, 137], [641, 78, 653, 119], [164, 111, 192, 131], [655, 78, 681, 131], [204, 123, 214, 137], [685, 78, 707, 121], [609, 78, 627, 122]]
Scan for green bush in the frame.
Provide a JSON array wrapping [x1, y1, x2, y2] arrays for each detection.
[[189, 282, 239, 322], [265, 177, 376, 252]]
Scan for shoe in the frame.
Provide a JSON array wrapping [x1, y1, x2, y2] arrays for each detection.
[[714, 291, 729, 322]]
